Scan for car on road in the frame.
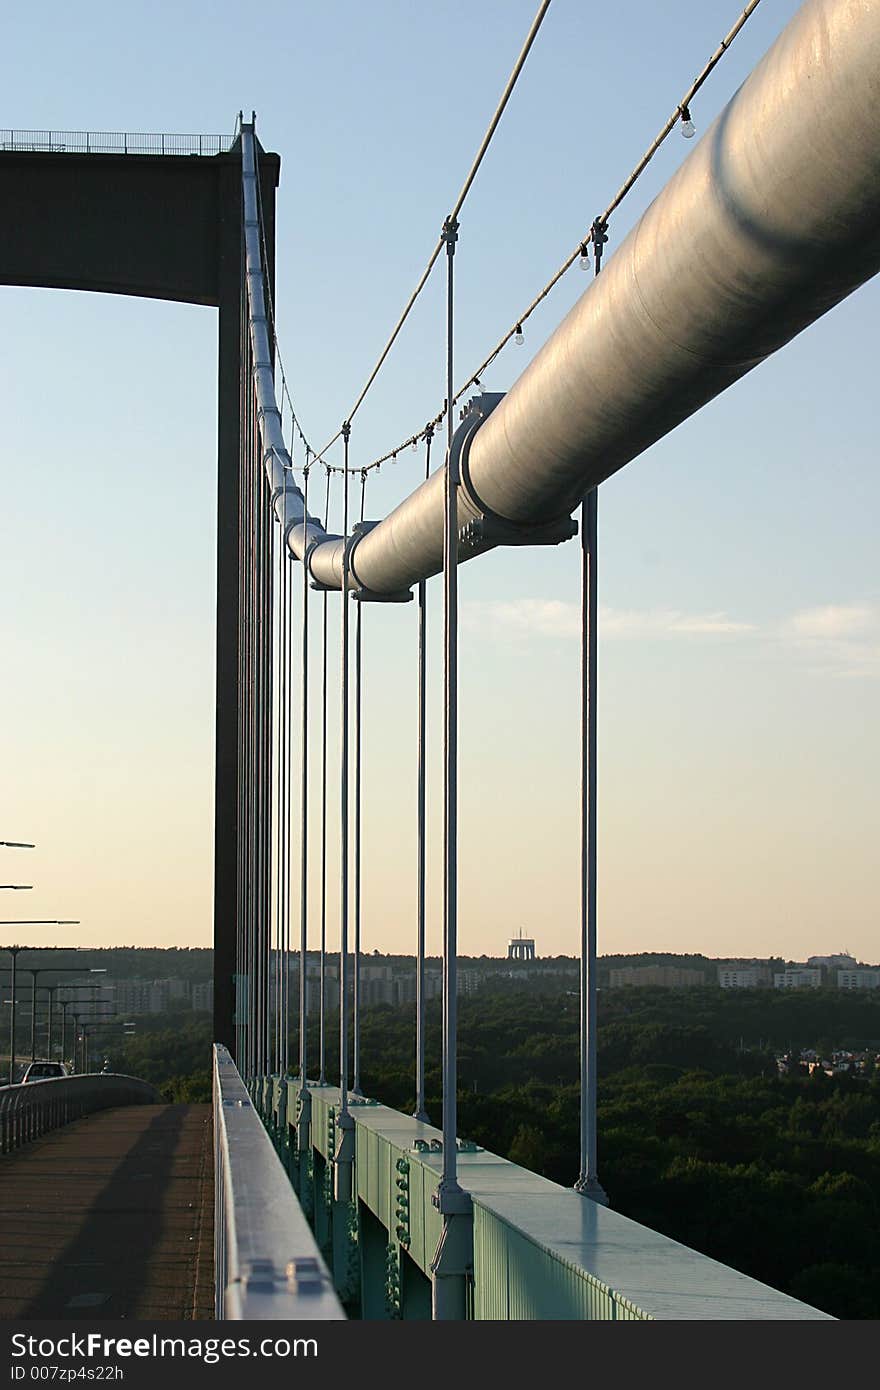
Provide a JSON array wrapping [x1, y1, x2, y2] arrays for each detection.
[[21, 1060, 69, 1082]]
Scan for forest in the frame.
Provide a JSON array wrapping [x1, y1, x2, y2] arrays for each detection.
[[109, 983, 880, 1319]]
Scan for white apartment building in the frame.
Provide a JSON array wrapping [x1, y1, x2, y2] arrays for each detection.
[[773, 969, 822, 989], [115, 977, 196, 1015], [718, 967, 767, 989], [837, 969, 880, 990]]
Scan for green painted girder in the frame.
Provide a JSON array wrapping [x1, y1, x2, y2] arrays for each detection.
[[268, 1079, 832, 1321]]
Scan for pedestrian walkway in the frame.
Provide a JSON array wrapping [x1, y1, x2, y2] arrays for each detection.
[[0, 1103, 213, 1319]]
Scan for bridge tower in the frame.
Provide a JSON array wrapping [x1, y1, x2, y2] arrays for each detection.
[[0, 129, 280, 1052]]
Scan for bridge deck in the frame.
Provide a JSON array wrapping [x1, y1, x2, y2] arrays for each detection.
[[0, 1103, 213, 1320]]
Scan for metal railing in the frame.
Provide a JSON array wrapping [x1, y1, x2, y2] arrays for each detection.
[[0, 130, 232, 156], [0, 1072, 160, 1155], [213, 1045, 344, 1320]]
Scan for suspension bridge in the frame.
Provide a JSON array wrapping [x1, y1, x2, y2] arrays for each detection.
[[1, 0, 878, 1320]]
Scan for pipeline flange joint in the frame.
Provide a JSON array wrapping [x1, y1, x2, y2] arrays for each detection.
[[348, 521, 414, 603], [455, 392, 578, 551]]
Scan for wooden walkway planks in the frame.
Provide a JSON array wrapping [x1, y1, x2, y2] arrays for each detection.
[[0, 1103, 213, 1320]]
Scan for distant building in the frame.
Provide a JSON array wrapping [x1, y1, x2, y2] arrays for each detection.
[[807, 953, 857, 970], [362, 975, 393, 1006], [717, 966, 770, 989], [774, 969, 822, 990], [392, 971, 442, 1006], [192, 981, 214, 1012], [838, 969, 880, 990], [457, 971, 483, 995], [114, 977, 190, 1015], [609, 966, 706, 989]]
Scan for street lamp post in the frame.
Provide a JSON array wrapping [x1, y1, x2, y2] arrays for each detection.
[[45, 984, 62, 1057], [58, 984, 112, 1067], [59, 998, 75, 1065], [34, 978, 104, 1060], [80, 1018, 120, 1074], [71, 1008, 115, 1074], [19, 967, 106, 1061], [1, 923, 80, 1083]]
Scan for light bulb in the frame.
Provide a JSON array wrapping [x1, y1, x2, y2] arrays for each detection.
[[514, 325, 524, 346], [579, 243, 590, 270], [411, 438, 418, 451], [681, 106, 695, 139]]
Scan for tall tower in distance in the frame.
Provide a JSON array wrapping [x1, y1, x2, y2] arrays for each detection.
[[508, 929, 536, 962]]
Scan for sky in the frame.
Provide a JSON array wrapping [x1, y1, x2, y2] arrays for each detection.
[[0, 1, 877, 965]]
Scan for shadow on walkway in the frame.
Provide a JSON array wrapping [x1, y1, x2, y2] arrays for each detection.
[[0, 1103, 213, 1319]]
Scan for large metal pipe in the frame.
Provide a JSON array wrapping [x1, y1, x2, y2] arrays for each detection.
[[245, 0, 880, 593]]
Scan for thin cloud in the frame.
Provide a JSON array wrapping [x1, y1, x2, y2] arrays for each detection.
[[787, 603, 875, 639], [662, 612, 757, 636], [465, 600, 756, 641], [465, 598, 879, 677], [465, 599, 580, 639], [784, 603, 879, 679]]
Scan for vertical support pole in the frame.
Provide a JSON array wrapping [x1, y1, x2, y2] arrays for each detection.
[[242, 323, 254, 1081], [278, 447, 290, 1082], [575, 489, 607, 1204], [576, 219, 609, 1205], [352, 471, 366, 1096], [332, 425, 353, 1206], [431, 217, 472, 1322], [30, 971, 37, 1062], [319, 471, 331, 1084], [284, 498, 294, 1080], [414, 428, 432, 1124], [262, 458, 274, 1079], [8, 948, 17, 1084], [271, 516, 278, 1078], [440, 217, 461, 1200], [281, 497, 289, 1078], [251, 381, 260, 1082], [234, 273, 247, 1072], [275, 513, 283, 1077], [334, 426, 355, 1203], [297, 460, 312, 1159], [252, 401, 262, 1080]]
